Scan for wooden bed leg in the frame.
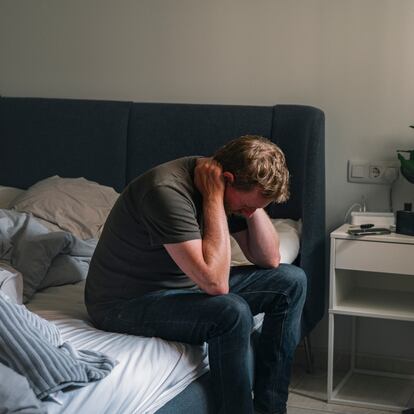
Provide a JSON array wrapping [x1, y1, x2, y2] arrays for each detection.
[[304, 334, 314, 374]]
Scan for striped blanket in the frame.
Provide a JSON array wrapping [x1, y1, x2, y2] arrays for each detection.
[[0, 292, 116, 400]]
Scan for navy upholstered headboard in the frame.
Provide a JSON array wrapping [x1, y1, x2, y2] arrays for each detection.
[[0, 98, 130, 192], [126, 103, 273, 181], [0, 96, 325, 335]]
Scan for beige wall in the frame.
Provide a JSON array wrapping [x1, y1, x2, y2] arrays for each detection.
[[1, 0, 414, 353], [2, 0, 414, 229]]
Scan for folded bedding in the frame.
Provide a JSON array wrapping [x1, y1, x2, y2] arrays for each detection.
[[0, 291, 116, 401]]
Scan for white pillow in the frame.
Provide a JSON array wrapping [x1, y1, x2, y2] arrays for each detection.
[[230, 219, 301, 266], [0, 185, 25, 209], [0, 262, 23, 305]]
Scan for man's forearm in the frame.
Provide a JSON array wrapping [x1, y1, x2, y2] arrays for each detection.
[[246, 209, 280, 267], [201, 197, 231, 294]]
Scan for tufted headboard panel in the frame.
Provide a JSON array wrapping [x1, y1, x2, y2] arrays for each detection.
[[269, 104, 326, 334], [0, 97, 131, 192], [126, 102, 273, 182]]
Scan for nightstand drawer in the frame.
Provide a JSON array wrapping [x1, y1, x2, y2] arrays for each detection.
[[335, 239, 414, 275]]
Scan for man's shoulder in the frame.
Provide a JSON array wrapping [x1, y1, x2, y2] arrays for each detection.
[[123, 156, 200, 208], [141, 156, 199, 192], [133, 156, 198, 185], [155, 156, 199, 176]]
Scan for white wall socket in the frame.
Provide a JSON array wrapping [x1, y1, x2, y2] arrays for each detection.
[[347, 160, 399, 184]]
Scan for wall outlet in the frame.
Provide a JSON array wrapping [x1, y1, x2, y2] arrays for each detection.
[[348, 160, 399, 184]]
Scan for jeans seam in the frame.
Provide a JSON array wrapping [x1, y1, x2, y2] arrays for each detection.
[[273, 296, 289, 408], [217, 335, 227, 413], [251, 291, 291, 411]]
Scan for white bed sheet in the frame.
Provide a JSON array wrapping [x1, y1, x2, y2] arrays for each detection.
[[27, 281, 209, 414]]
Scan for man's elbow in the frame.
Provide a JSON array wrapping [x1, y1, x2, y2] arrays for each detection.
[[208, 287, 229, 295], [197, 267, 230, 295], [205, 283, 229, 295], [203, 279, 229, 296], [267, 258, 281, 268], [259, 254, 281, 269]]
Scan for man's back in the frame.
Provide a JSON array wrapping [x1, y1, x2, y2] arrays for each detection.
[[85, 156, 202, 322]]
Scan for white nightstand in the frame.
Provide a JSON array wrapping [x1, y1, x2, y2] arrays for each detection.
[[327, 224, 414, 411]]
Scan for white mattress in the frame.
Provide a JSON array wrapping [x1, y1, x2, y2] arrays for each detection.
[[27, 281, 209, 414]]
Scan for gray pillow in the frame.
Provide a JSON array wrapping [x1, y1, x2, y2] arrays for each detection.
[[0, 363, 46, 414], [0, 185, 24, 209], [12, 176, 119, 240]]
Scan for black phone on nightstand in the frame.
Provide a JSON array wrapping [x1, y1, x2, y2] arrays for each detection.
[[347, 227, 391, 236]]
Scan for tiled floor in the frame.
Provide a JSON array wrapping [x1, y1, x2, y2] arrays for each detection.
[[286, 364, 408, 414]]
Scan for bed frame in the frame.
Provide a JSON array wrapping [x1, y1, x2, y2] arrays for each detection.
[[0, 96, 325, 412]]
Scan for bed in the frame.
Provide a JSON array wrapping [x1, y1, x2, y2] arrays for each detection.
[[0, 97, 325, 413]]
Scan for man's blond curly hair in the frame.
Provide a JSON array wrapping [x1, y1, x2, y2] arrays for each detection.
[[213, 135, 290, 203]]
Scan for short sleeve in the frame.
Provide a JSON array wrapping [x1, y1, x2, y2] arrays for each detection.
[[141, 186, 201, 245]]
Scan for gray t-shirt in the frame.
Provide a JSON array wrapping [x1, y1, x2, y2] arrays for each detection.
[[85, 156, 246, 318]]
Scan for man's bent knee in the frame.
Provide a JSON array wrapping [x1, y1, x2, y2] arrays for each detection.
[[214, 293, 253, 337], [268, 264, 307, 302]]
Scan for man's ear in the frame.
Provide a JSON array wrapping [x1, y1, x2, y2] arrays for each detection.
[[223, 172, 234, 184]]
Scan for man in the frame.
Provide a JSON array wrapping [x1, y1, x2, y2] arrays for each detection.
[[85, 135, 307, 414]]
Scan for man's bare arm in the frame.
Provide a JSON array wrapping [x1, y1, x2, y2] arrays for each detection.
[[164, 159, 231, 295], [232, 208, 280, 268]]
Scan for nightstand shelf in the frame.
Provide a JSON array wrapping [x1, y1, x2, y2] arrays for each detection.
[[327, 224, 414, 411], [334, 287, 414, 321]]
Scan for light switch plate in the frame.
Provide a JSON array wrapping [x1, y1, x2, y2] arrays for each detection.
[[348, 160, 399, 184]]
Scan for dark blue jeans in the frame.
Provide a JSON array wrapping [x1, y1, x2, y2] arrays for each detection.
[[95, 264, 307, 414]]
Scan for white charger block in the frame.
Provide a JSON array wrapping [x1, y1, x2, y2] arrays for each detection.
[[351, 211, 395, 227]]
